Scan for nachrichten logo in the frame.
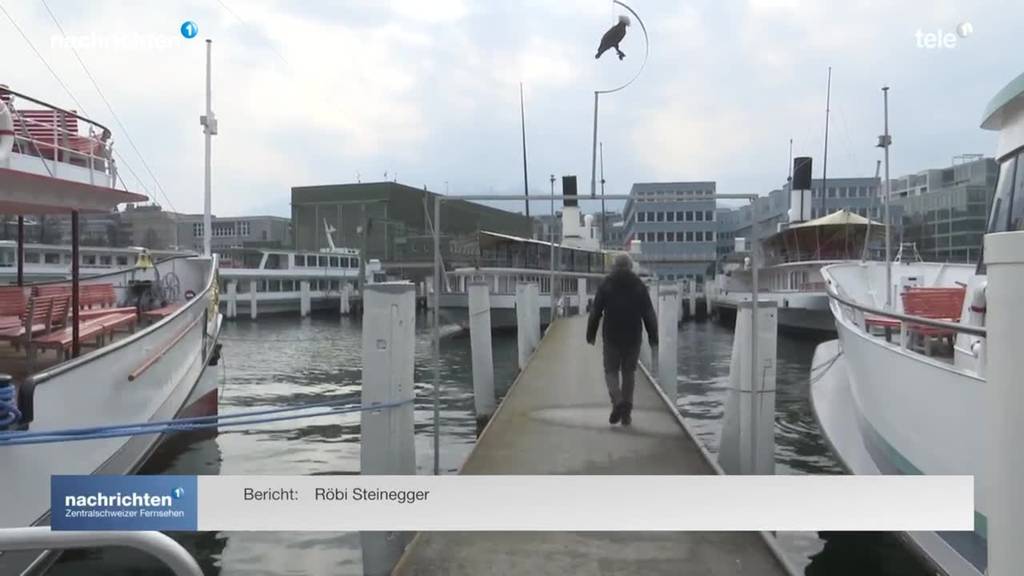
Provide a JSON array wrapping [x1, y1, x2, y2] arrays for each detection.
[[64, 491, 175, 508]]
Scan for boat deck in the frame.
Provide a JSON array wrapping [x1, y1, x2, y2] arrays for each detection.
[[394, 315, 791, 576]]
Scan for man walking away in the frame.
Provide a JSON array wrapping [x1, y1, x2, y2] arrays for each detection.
[[586, 254, 658, 426]]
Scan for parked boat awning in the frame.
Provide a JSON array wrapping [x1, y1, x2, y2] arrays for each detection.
[[0, 167, 147, 214], [790, 209, 882, 229]]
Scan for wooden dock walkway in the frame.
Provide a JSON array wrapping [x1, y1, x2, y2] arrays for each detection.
[[394, 315, 793, 575]]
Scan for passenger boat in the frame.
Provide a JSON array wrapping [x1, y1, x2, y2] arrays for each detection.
[[809, 72, 1024, 576], [438, 230, 615, 330], [710, 209, 884, 335], [0, 86, 223, 571], [0, 240, 190, 283]]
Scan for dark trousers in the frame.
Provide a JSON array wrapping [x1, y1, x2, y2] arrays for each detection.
[[602, 341, 640, 406]]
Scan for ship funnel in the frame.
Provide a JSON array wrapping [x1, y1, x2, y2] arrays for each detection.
[[0, 100, 13, 162], [789, 156, 813, 223]]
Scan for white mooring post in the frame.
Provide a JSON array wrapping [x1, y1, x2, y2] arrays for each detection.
[[577, 278, 588, 315], [226, 280, 236, 319], [676, 282, 685, 323], [515, 282, 533, 371], [689, 292, 697, 319], [468, 281, 495, 430], [657, 287, 679, 404], [360, 283, 416, 576], [249, 280, 258, 320], [528, 280, 544, 342], [299, 280, 311, 317], [719, 300, 778, 475], [640, 282, 658, 369], [983, 231, 1024, 575], [340, 283, 351, 315]]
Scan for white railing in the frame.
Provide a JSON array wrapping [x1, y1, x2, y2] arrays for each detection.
[[0, 527, 201, 576], [1, 87, 116, 187]]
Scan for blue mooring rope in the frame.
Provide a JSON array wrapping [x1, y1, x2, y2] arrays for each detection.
[[0, 396, 413, 447], [0, 383, 22, 428]]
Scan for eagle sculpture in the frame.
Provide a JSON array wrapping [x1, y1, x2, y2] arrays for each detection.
[[595, 15, 631, 60]]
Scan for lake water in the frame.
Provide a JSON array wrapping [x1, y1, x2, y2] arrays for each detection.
[[53, 312, 929, 575]]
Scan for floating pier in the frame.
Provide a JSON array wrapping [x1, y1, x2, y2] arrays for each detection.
[[393, 315, 792, 575]]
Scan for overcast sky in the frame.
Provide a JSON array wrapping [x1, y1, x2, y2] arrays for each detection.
[[1, 0, 1015, 216]]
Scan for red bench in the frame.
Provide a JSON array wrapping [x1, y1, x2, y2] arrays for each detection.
[[0, 295, 70, 352], [142, 302, 184, 322], [32, 310, 136, 361], [866, 287, 965, 354], [0, 286, 27, 331], [33, 283, 136, 320]]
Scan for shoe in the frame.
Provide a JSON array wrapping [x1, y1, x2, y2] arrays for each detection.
[[620, 402, 633, 426], [609, 403, 622, 424]]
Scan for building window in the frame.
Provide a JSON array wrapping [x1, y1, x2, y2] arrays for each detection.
[[656, 212, 665, 222], [116, 255, 128, 266], [828, 187, 837, 198], [695, 211, 704, 222], [685, 231, 694, 242], [666, 232, 675, 242], [656, 232, 664, 242], [676, 211, 684, 221], [708, 231, 716, 242], [637, 212, 646, 223], [685, 211, 693, 222], [667, 211, 675, 222], [706, 210, 714, 221], [193, 223, 203, 237], [239, 221, 250, 236]]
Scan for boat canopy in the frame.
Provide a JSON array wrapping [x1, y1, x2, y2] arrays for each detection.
[[762, 209, 885, 265]]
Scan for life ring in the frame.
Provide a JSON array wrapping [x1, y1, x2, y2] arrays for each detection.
[[0, 101, 14, 162], [184, 289, 196, 300]]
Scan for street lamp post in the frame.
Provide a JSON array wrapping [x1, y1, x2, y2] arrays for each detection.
[[590, 0, 649, 201]]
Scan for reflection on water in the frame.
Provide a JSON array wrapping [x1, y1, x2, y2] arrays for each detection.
[[53, 314, 928, 575]]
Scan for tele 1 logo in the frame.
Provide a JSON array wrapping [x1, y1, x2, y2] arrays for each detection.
[[915, 21, 972, 49], [180, 21, 198, 39]]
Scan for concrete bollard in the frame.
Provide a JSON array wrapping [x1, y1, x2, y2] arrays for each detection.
[[468, 281, 495, 431], [515, 282, 533, 371], [657, 287, 679, 405], [983, 231, 1024, 576], [359, 283, 416, 576], [340, 283, 352, 315], [249, 280, 258, 320], [689, 293, 697, 319], [676, 283, 685, 323], [526, 282, 541, 348], [226, 280, 237, 319], [719, 300, 778, 475], [300, 280, 311, 317], [577, 278, 588, 316]]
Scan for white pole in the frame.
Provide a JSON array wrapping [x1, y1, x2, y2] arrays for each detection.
[[226, 280, 236, 319], [359, 283, 416, 576], [983, 231, 1024, 575], [719, 301, 777, 475], [249, 280, 257, 320], [882, 86, 893, 309], [432, 198, 442, 476], [515, 282, 531, 371], [201, 39, 215, 258], [340, 283, 351, 315], [577, 277, 587, 315], [468, 281, 495, 429], [527, 282, 541, 352], [591, 91, 599, 199], [657, 287, 679, 405], [640, 282, 657, 369], [299, 280, 310, 317]]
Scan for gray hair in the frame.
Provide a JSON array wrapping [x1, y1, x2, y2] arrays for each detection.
[[612, 253, 633, 271]]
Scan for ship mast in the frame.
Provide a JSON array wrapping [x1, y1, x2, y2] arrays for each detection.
[[201, 39, 217, 257]]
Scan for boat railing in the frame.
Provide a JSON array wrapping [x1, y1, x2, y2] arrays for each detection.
[[825, 283, 986, 338], [0, 527, 202, 576], [1, 86, 115, 186]]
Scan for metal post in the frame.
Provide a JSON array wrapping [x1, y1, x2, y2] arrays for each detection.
[[821, 66, 832, 216], [590, 91, 599, 198], [16, 215, 23, 287], [599, 142, 607, 248], [202, 39, 214, 258], [520, 82, 530, 218], [432, 196, 441, 476], [468, 281, 495, 431], [984, 231, 1024, 575], [750, 198, 759, 420], [577, 277, 587, 315], [549, 176, 557, 325], [71, 210, 80, 357], [359, 203, 367, 292], [882, 86, 893, 309]]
